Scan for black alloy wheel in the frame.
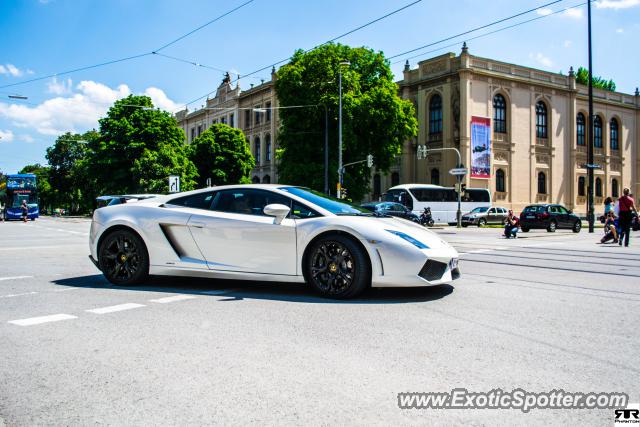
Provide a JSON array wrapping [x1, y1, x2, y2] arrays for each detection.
[[305, 235, 369, 299], [573, 220, 582, 233], [99, 229, 149, 285]]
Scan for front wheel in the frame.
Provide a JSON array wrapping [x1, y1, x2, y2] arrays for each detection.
[[477, 218, 486, 227], [304, 235, 370, 299], [572, 220, 581, 233], [98, 229, 149, 286], [547, 220, 557, 232]]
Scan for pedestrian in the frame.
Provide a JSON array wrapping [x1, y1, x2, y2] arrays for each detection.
[[617, 188, 637, 247], [604, 197, 614, 216], [503, 209, 520, 238], [21, 199, 29, 223]]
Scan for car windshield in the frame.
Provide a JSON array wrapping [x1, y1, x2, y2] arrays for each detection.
[[470, 207, 489, 213], [523, 206, 545, 213], [280, 187, 370, 215]]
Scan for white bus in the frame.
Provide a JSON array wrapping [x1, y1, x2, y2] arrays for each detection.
[[384, 184, 491, 225]]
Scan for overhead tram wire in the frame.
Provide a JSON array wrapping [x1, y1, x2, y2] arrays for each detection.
[[391, 1, 589, 65], [177, 0, 425, 111], [387, 0, 566, 61], [0, 1, 256, 90]]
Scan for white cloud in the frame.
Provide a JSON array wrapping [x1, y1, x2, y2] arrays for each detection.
[[18, 134, 35, 143], [0, 64, 23, 77], [529, 52, 553, 68], [536, 8, 553, 16], [143, 87, 180, 112], [0, 129, 14, 142], [563, 8, 583, 18], [27, 69, 35, 75], [0, 81, 179, 136], [595, 0, 640, 9], [563, 40, 573, 48], [616, 28, 624, 33], [47, 77, 73, 95]]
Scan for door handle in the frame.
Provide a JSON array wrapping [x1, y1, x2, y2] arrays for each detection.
[[190, 222, 206, 229]]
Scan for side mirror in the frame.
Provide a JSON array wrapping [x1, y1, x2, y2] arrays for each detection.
[[263, 204, 290, 225]]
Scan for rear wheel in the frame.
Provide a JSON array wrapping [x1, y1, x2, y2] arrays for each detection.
[[98, 229, 149, 285], [547, 220, 557, 232], [304, 235, 370, 299], [521, 226, 530, 232], [572, 220, 581, 233]]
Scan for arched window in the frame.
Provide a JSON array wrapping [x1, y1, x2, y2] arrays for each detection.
[[535, 101, 548, 139], [594, 116, 603, 148], [391, 172, 400, 187], [252, 176, 260, 184], [537, 171, 546, 194], [430, 168, 440, 185], [576, 113, 586, 146], [265, 134, 271, 162], [496, 169, 505, 192], [262, 175, 271, 184], [429, 94, 442, 136], [610, 118, 619, 150], [493, 94, 507, 134], [254, 136, 261, 164], [612, 178, 619, 198], [373, 174, 381, 199], [595, 177, 602, 197], [578, 176, 585, 196]]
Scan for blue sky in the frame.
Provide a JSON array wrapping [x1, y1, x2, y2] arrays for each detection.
[[1, 0, 638, 173]]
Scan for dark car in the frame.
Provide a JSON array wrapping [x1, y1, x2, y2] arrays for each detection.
[[360, 202, 420, 223], [519, 204, 581, 233]]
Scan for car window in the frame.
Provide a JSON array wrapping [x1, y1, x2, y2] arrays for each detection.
[[168, 191, 216, 210], [523, 205, 544, 213], [557, 206, 568, 214], [488, 208, 496, 213], [211, 189, 290, 216], [549, 206, 558, 214], [391, 203, 406, 211], [291, 202, 320, 219]]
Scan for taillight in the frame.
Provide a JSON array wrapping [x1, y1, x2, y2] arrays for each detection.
[[537, 212, 550, 219]]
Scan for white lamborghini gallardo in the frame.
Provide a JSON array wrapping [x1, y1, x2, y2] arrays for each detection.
[[89, 185, 459, 299]]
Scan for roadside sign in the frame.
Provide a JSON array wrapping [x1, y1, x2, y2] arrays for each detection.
[[169, 176, 180, 193], [449, 168, 468, 176]]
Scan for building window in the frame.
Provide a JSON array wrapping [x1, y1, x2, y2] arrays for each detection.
[[595, 177, 602, 197], [493, 94, 507, 134], [429, 94, 443, 136], [254, 136, 261, 165], [391, 172, 400, 187], [496, 169, 505, 192], [537, 171, 546, 194], [230, 113, 235, 128], [220, 116, 226, 125], [594, 116, 603, 148], [252, 176, 260, 184], [578, 176, 585, 196], [190, 127, 195, 142], [610, 118, 619, 150], [197, 125, 203, 137], [577, 113, 586, 146], [262, 175, 271, 184], [266, 102, 271, 122], [245, 110, 251, 128], [612, 178, 619, 197], [373, 174, 381, 199], [265, 134, 271, 162], [255, 106, 261, 125], [430, 168, 440, 185], [535, 101, 547, 139]]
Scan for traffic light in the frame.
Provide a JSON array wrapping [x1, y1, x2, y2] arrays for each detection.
[[366, 154, 374, 168]]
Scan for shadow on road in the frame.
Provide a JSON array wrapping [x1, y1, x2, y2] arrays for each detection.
[[51, 274, 454, 305]]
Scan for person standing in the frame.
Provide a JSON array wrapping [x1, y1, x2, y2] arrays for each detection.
[[21, 199, 29, 223], [617, 188, 637, 247]]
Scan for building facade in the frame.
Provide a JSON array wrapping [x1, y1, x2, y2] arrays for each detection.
[[387, 44, 640, 214]]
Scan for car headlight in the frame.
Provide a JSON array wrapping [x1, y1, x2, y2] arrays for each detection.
[[385, 229, 430, 249]]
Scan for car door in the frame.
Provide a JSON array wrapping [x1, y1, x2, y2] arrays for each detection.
[[187, 188, 298, 275], [556, 205, 570, 227], [487, 207, 497, 224]]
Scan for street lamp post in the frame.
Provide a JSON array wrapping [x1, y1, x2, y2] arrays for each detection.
[[587, 0, 595, 233], [337, 61, 350, 198]]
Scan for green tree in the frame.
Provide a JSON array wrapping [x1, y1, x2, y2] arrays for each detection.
[[18, 164, 53, 212], [189, 124, 255, 187], [575, 67, 617, 92], [275, 43, 418, 201], [89, 95, 197, 194]]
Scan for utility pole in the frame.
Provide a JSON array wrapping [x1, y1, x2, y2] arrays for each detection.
[[324, 106, 329, 195], [337, 61, 350, 198], [587, 0, 595, 233]]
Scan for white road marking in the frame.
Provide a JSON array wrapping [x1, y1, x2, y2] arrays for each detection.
[[0, 275, 34, 281], [53, 288, 78, 292], [0, 291, 38, 299], [86, 303, 145, 314], [33, 225, 88, 236], [0, 245, 84, 251], [8, 313, 77, 326], [149, 294, 197, 304]]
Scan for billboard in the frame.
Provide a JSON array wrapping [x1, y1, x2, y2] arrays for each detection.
[[470, 116, 491, 179]]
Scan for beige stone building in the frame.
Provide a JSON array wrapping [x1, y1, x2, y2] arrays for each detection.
[[383, 44, 640, 215]]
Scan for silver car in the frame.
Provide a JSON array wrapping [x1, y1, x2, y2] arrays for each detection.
[[461, 206, 508, 227]]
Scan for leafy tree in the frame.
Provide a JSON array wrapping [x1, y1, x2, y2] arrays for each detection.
[[89, 95, 197, 194], [18, 164, 53, 212], [575, 67, 616, 92], [189, 124, 255, 187], [275, 43, 418, 201]]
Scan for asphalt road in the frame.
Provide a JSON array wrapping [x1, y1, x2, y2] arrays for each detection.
[[0, 217, 638, 426]]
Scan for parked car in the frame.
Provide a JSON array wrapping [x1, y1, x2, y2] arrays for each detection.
[[461, 206, 509, 227], [360, 201, 421, 223], [519, 204, 581, 233]]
